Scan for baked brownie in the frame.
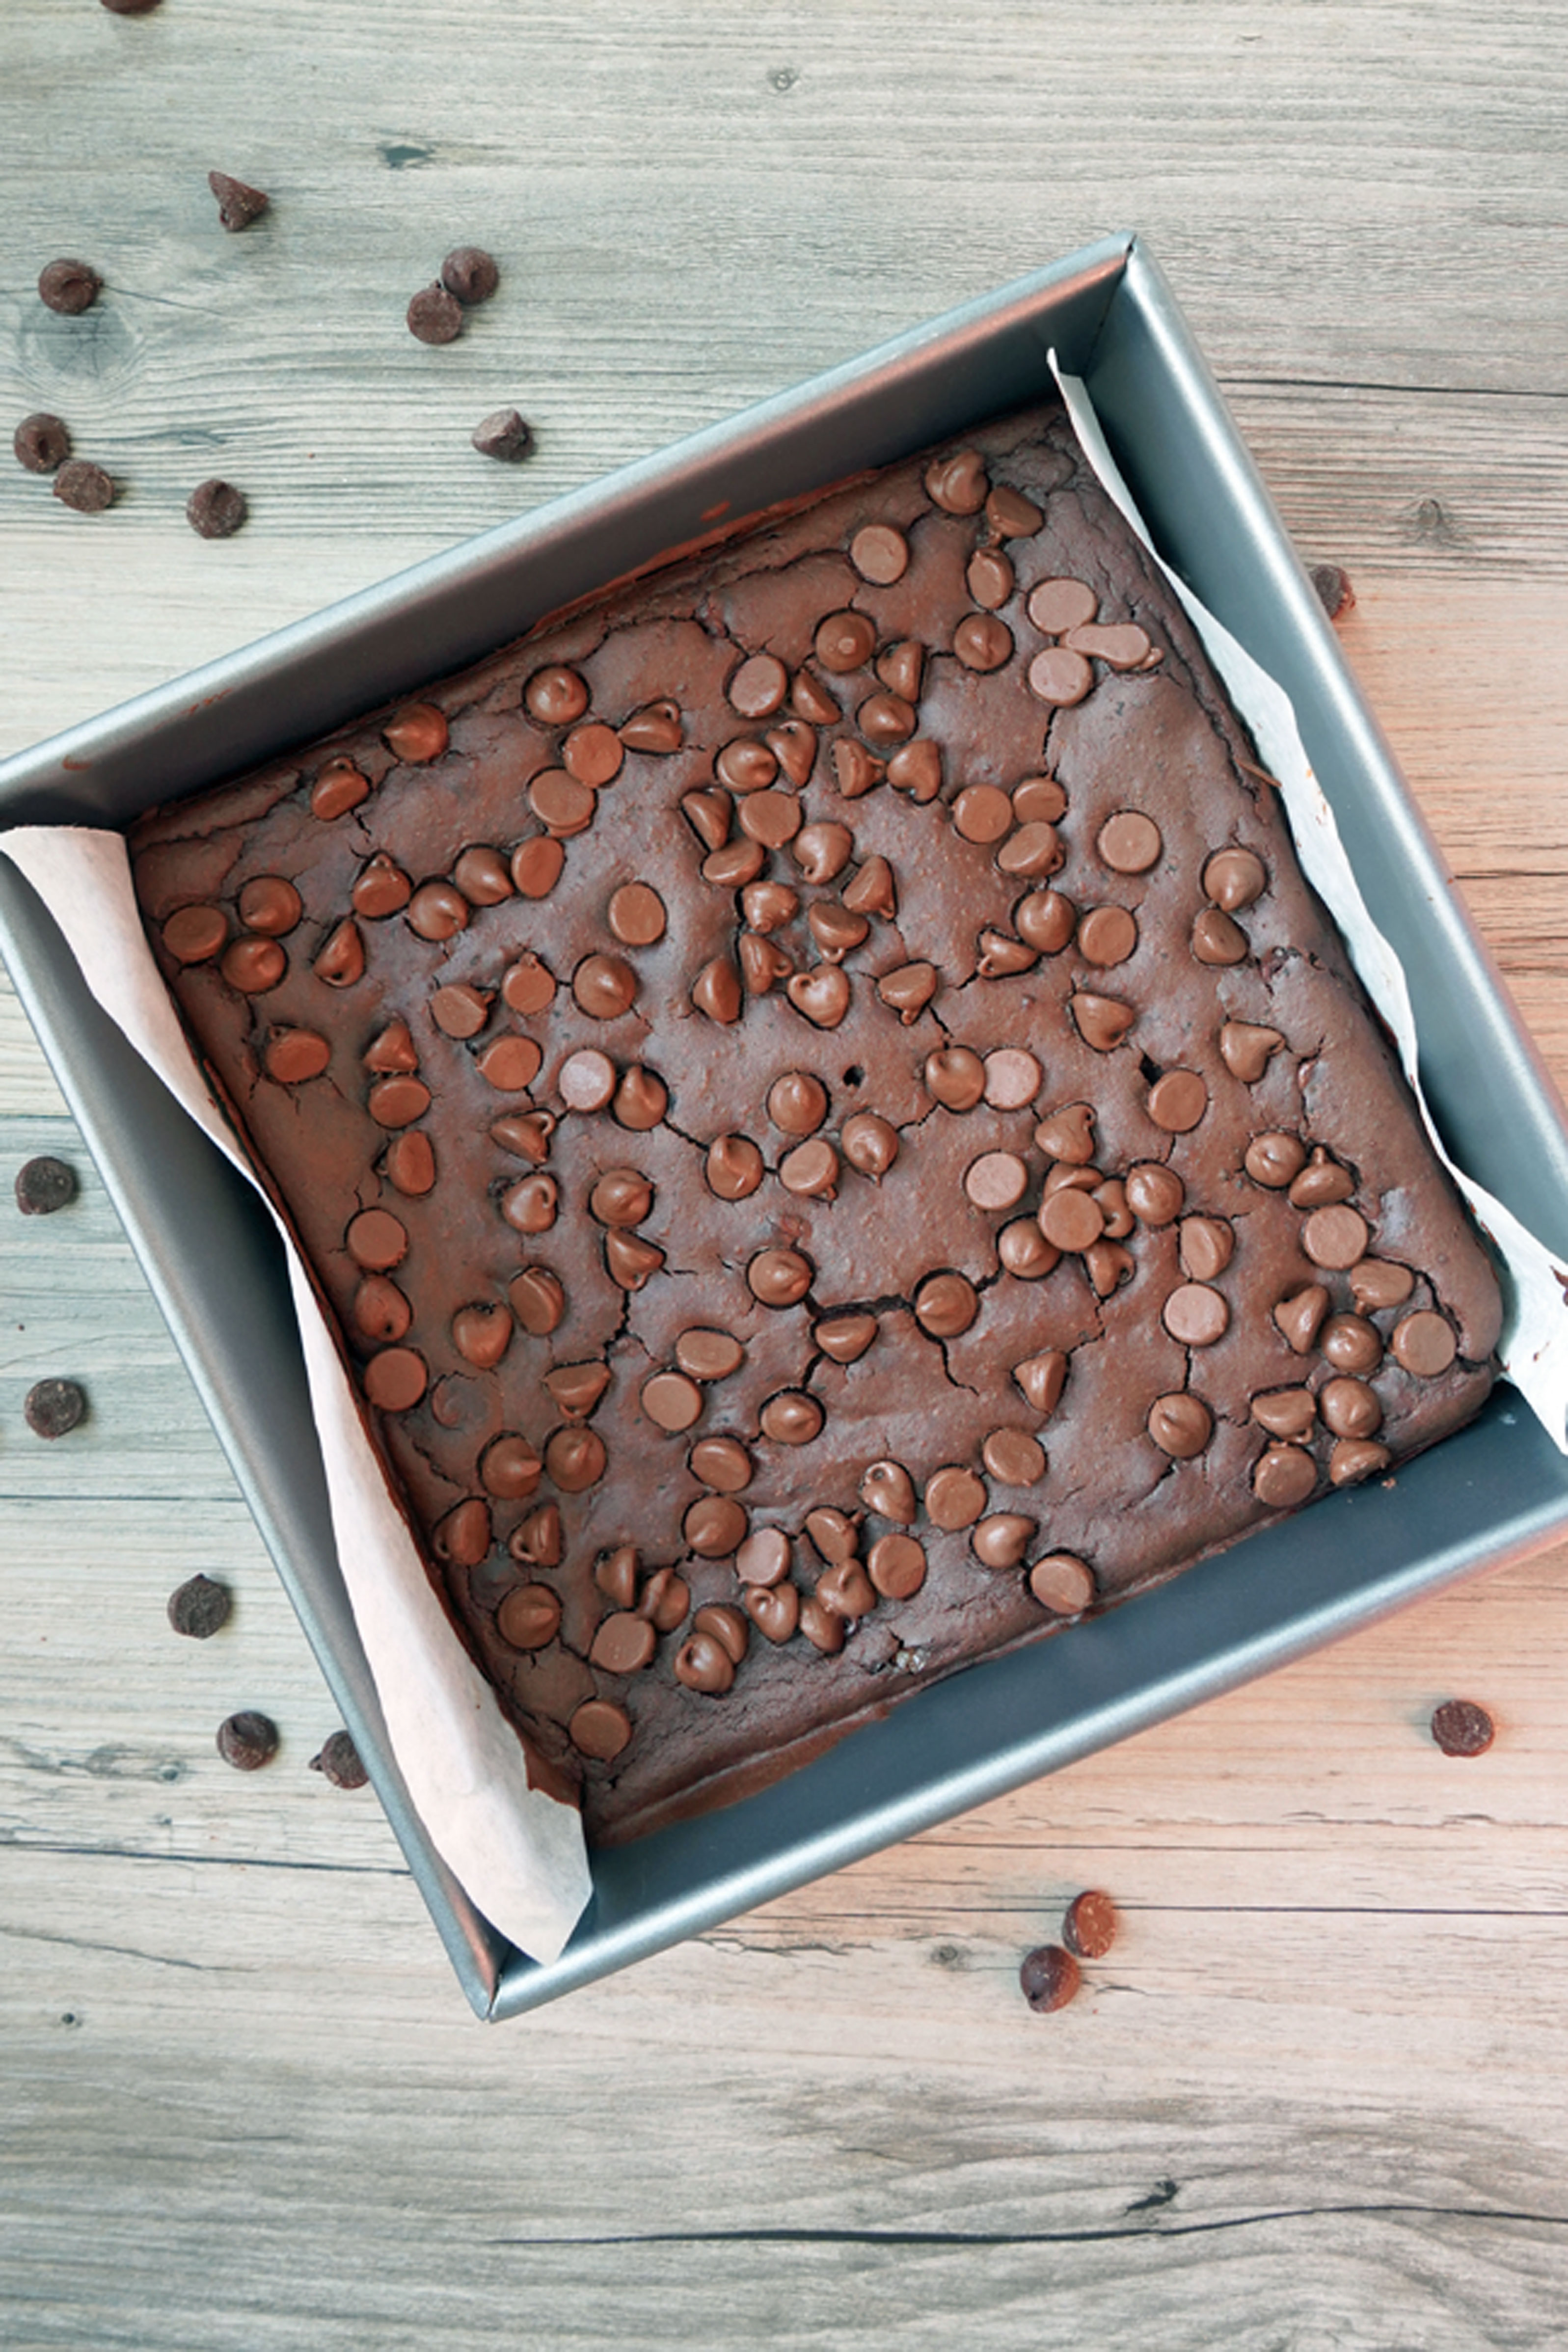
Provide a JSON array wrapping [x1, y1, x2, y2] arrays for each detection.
[[129, 401, 1502, 1843]]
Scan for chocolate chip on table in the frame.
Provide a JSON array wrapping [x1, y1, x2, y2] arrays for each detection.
[[1019, 1943, 1081, 2013], [441, 245, 500, 304], [1311, 563, 1355, 621], [24, 1378, 86, 1439], [208, 170, 270, 231], [14, 1156, 77, 1216], [166, 1573, 232, 1639], [38, 259, 100, 315], [1430, 1699, 1494, 1758], [472, 407, 534, 461], [1062, 1889, 1118, 1960], [186, 479, 247, 539], [13, 413, 70, 474], [216, 1709, 279, 1771], [53, 460, 114, 514], [407, 283, 464, 345], [310, 1729, 369, 1788]]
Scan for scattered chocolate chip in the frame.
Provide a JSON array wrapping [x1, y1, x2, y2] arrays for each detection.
[[1062, 1889, 1118, 1960], [24, 1378, 86, 1440], [1311, 563, 1355, 621], [216, 1709, 279, 1771], [1430, 1698, 1494, 1758], [208, 170, 269, 232], [186, 479, 247, 539], [1019, 1943, 1081, 2013], [165, 1573, 231, 1639], [13, 413, 70, 474], [471, 406, 533, 460], [310, 1729, 369, 1787], [15, 1156, 77, 1216], [38, 259, 100, 315], [53, 460, 114, 514], [407, 283, 463, 345], [1392, 1310, 1458, 1377], [441, 245, 499, 304]]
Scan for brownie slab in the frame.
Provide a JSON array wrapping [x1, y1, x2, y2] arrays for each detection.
[[130, 401, 1503, 1843]]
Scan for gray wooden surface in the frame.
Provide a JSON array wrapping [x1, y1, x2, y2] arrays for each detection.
[[4, 4, 1568, 2346]]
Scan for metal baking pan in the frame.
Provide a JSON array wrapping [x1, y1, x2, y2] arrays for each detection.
[[5, 234, 1568, 2021]]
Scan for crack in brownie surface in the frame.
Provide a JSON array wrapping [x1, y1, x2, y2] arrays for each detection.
[[130, 401, 1502, 1842]]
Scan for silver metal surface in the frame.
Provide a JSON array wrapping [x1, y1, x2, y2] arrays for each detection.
[[4, 234, 1566, 2021]]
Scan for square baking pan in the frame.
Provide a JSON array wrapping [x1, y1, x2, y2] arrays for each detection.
[[5, 234, 1568, 2021]]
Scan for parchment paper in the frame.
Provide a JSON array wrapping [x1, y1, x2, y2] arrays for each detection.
[[1053, 356, 1568, 1450], [0, 823, 594, 1964], [8, 378, 1564, 1969]]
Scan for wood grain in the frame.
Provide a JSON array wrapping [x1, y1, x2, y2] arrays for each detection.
[[3, 0, 1568, 2343]]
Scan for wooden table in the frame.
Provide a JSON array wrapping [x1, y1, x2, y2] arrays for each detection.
[[4, 4, 1568, 2341]]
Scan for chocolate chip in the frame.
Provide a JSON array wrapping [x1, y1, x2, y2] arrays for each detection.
[[925, 449, 988, 513], [967, 548, 1014, 611], [986, 484, 1043, 538], [1028, 1552, 1094, 1613], [814, 1311, 878, 1362], [1013, 1350, 1068, 1417], [166, 1573, 231, 1639], [1147, 1069, 1208, 1133], [590, 1612, 658, 1674], [866, 1533, 926, 1599], [13, 412, 70, 474], [849, 523, 909, 583], [692, 957, 744, 1024], [1162, 1283, 1229, 1347], [1016, 890, 1076, 954], [1320, 1376, 1382, 1439], [1191, 907, 1247, 966], [1146, 1393, 1212, 1459], [748, 1247, 813, 1308], [1219, 1022, 1283, 1083], [1244, 1132, 1308, 1189], [38, 259, 100, 315], [1430, 1698, 1494, 1757], [1329, 1437, 1390, 1486], [861, 1459, 917, 1521], [1079, 905, 1138, 967], [1070, 993, 1135, 1053], [1392, 1310, 1458, 1377], [407, 282, 464, 344], [384, 703, 449, 763], [186, 479, 247, 539], [217, 1710, 279, 1771], [100, 0, 164, 11], [954, 614, 1013, 672], [24, 1378, 86, 1440], [814, 609, 877, 674], [1203, 847, 1268, 911], [14, 1156, 76, 1216], [1026, 577, 1097, 634], [706, 1135, 764, 1199], [314, 760, 373, 823], [306, 1729, 368, 1788], [1301, 1204, 1369, 1271], [1096, 811, 1162, 874], [1311, 563, 1355, 621], [1320, 1315, 1382, 1375], [1350, 1259, 1416, 1313], [760, 1391, 824, 1444], [925, 1046, 985, 1111], [1065, 621, 1150, 670], [1272, 1283, 1330, 1355], [1026, 646, 1092, 705], [1019, 1943, 1081, 2013], [675, 1632, 736, 1694], [1062, 1890, 1118, 1959], [569, 1699, 632, 1760], [363, 1347, 428, 1411], [688, 1437, 753, 1495], [53, 460, 114, 514], [441, 245, 499, 304], [1289, 1149, 1356, 1210], [914, 1271, 978, 1338], [208, 170, 269, 231], [1253, 1442, 1317, 1506], [466, 404, 533, 460], [1039, 1188, 1103, 1252], [972, 1511, 1034, 1567]]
